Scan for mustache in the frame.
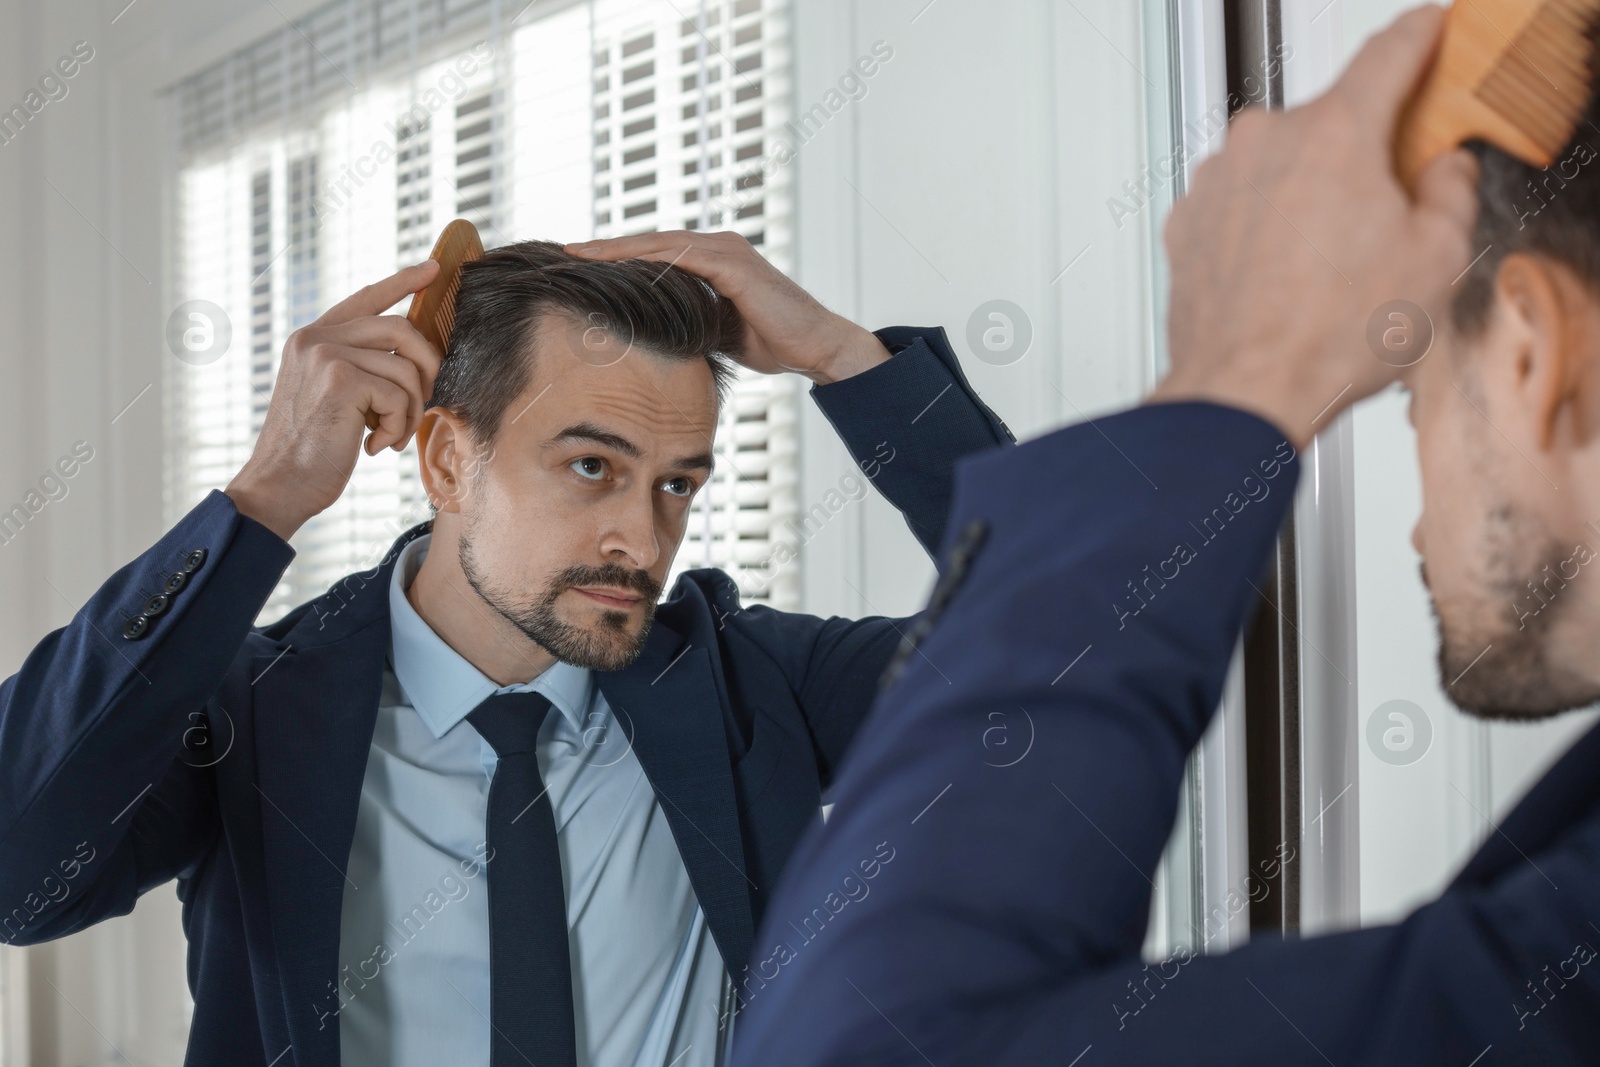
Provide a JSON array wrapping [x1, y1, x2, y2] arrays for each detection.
[[548, 562, 661, 601]]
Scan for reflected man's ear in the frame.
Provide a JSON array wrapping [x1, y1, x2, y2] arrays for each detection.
[[1493, 254, 1593, 452], [416, 407, 482, 515]]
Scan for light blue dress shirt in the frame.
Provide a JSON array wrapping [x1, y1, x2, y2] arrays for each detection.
[[336, 533, 734, 1066]]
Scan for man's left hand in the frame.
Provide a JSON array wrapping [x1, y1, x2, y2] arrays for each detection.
[[564, 230, 889, 384]]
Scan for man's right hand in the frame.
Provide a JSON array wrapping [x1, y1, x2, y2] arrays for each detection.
[[224, 260, 444, 542], [563, 230, 891, 385], [1148, 3, 1479, 449]]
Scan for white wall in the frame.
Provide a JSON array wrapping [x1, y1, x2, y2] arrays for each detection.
[[785, 0, 1223, 963], [789, 0, 1165, 619]]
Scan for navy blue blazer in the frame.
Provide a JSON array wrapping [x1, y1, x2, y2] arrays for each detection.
[[0, 326, 1011, 1067], [729, 401, 1600, 1066]]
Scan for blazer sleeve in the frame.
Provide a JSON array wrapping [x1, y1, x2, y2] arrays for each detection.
[[739, 327, 1013, 787], [729, 400, 1600, 1066], [0, 489, 293, 945], [809, 324, 1014, 557]]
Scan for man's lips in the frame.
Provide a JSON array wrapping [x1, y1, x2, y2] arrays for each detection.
[[571, 586, 645, 609]]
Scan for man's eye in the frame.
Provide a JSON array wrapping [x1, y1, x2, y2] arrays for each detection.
[[571, 457, 606, 480], [661, 476, 694, 498]]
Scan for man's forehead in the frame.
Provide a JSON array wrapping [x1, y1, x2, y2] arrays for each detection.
[[515, 312, 719, 440]]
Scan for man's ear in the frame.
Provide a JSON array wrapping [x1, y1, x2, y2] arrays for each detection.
[[1493, 254, 1592, 452], [416, 407, 474, 514]]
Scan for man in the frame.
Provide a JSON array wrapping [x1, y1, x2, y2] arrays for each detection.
[[728, 5, 1600, 1065], [0, 235, 1012, 1067]]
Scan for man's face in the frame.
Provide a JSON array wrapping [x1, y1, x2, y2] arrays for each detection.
[[1405, 266, 1600, 719], [452, 313, 718, 672]]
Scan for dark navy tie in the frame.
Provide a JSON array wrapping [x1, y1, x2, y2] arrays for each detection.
[[466, 691, 577, 1067]]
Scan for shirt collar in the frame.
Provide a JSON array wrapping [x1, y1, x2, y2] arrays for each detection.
[[388, 533, 593, 740]]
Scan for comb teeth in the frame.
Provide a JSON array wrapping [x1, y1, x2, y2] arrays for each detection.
[[433, 271, 462, 351], [406, 218, 484, 353], [1475, 0, 1600, 158]]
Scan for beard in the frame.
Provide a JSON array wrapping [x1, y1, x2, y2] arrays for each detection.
[[1429, 505, 1598, 720], [458, 515, 662, 672]]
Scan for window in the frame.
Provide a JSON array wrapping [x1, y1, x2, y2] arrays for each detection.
[[585, 0, 797, 604], [169, 0, 799, 620]]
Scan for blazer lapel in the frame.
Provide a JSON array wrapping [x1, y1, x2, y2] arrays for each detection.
[[598, 620, 756, 979], [252, 524, 428, 1067]]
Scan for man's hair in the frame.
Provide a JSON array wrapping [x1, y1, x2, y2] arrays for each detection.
[[1452, 20, 1600, 336], [426, 239, 744, 444]]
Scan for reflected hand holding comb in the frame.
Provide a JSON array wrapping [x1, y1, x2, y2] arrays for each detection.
[[406, 218, 485, 353], [359, 218, 487, 444], [225, 235, 463, 542]]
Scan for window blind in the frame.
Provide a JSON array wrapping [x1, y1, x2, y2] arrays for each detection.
[[166, 0, 800, 626]]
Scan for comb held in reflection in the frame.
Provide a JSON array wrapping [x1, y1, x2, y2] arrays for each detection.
[[407, 218, 485, 354]]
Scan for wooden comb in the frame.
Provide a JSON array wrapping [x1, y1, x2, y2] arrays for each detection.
[[361, 219, 483, 447], [407, 218, 484, 353], [1395, 0, 1600, 189]]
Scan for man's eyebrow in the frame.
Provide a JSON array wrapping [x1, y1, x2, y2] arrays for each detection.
[[550, 423, 716, 472], [672, 451, 716, 472], [552, 422, 641, 458]]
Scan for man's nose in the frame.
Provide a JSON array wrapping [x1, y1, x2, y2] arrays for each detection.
[[601, 494, 661, 570]]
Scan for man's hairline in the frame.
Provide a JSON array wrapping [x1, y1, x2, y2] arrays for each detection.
[[428, 309, 728, 442]]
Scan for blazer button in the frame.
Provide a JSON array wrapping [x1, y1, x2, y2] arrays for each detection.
[[952, 518, 988, 560], [143, 593, 170, 617], [881, 519, 989, 692], [182, 548, 208, 573], [928, 520, 989, 614], [162, 571, 188, 594], [122, 614, 150, 640]]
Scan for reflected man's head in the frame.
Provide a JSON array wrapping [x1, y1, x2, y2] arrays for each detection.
[[1406, 40, 1600, 719], [415, 239, 742, 672]]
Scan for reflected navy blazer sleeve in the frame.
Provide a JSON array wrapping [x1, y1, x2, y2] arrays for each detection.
[[728, 401, 1600, 1066], [0, 492, 293, 945]]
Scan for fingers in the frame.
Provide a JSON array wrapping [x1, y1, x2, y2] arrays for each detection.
[[315, 314, 444, 398], [566, 230, 744, 264], [342, 346, 427, 451], [1331, 3, 1447, 140], [356, 370, 412, 455], [1411, 148, 1481, 304], [639, 244, 754, 297], [565, 230, 698, 258], [316, 260, 440, 327], [570, 233, 756, 305], [1412, 147, 1480, 233], [312, 344, 426, 453]]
